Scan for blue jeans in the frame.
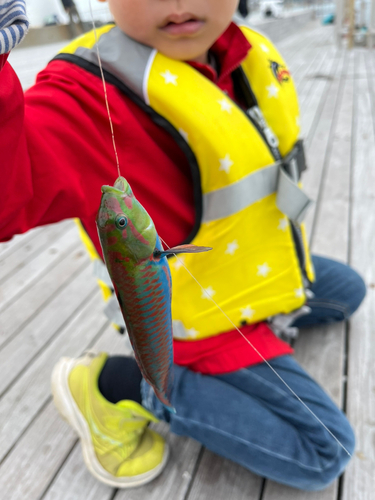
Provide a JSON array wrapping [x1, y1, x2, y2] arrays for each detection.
[[141, 256, 366, 491]]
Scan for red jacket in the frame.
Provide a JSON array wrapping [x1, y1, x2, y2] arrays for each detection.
[[0, 23, 293, 374]]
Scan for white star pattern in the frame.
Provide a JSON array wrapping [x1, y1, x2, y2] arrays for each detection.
[[160, 70, 178, 85], [260, 44, 270, 53], [173, 257, 185, 271], [257, 263, 271, 277], [278, 218, 289, 231], [295, 288, 304, 298], [179, 128, 188, 142], [202, 286, 216, 300], [219, 154, 234, 174], [186, 328, 199, 339], [240, 305, 255, 321], [218, 98, 232, 113], [266, 83, 280, 98], [225, 240, 239, 255]]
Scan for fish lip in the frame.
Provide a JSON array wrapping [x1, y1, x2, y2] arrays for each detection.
[[159, 12, 202, 28], [101, 185, 124, 195]]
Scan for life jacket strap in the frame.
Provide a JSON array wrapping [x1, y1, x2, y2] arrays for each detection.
[[203, 143, 313, 224]]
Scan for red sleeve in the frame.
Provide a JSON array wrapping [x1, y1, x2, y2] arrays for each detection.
[[0, 59, 195, 247]]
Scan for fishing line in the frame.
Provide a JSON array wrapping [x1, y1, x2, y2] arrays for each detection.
[[160, 237, 352, 458], [88, 0, 121, 178], [87, 1, 351, 459]]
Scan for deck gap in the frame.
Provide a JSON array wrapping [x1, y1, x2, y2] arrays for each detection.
[[183, 446, 205, 500], [337, 472, 345, 500], [309, 50, 347, 247], [258, 477, 267, 500], [110, 488, 119, 500], [37, 438, 79, 500], [0, 284, 98, 399], [347, 50, 358, 269], [80, 319, 112, 354], [305, 47, 340, 148]]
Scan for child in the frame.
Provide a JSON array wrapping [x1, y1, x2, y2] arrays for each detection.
[[0, 0, 366, 491]]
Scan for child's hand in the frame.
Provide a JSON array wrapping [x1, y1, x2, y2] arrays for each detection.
[[0, 0, 29, 54]]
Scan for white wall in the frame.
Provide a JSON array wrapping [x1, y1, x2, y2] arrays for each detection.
[[26, 0, 112, 27]]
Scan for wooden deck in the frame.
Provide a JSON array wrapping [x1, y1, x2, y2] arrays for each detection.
[[2, 20, 374, 500]]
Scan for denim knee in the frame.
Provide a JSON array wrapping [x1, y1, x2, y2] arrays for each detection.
[[346, 268, 367, 317], [302, 417, 355, 491]]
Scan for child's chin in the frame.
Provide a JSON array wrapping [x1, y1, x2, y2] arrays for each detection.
[[157, 39, 211, 63]]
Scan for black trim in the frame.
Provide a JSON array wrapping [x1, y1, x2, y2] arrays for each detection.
[[233, 66, 310, 282], [232, 67, 282, 161], [53, 53, 203, 246]]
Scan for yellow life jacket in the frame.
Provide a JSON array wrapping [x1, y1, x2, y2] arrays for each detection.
[[56, 24, 315, 340]]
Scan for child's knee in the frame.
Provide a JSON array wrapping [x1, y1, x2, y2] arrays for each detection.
[[348, 269, 367, 315], [302, 418, 355, 491]]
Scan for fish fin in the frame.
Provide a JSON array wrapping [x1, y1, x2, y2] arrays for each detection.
[[154, 244, 212, 258]]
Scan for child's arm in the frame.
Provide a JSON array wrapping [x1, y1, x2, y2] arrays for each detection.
[[0, 2, 118, 243]]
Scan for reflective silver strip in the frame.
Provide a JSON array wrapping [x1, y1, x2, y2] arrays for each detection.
[[75, 27, 153, 99], [203, 163, 279, 223], [203, 163, 312, 224], [277, 167, 313, 223]]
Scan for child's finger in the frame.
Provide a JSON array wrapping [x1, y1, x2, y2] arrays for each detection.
[[0, 0, 29, 54]]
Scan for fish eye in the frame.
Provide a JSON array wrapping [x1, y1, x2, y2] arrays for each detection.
[[115, 214, 128, 229]]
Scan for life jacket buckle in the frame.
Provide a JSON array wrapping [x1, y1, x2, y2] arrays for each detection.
[[268, 305, 312, 341]]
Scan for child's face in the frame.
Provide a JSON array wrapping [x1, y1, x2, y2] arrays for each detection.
[[98, 0, 238, 62]]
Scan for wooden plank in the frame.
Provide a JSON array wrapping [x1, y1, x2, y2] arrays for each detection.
[[186, 450, 262, 500], [0, 224, 53, 258], [0, 223, 81, 312], [0, 295, 121, 500], [41, 445, 115, 500], [288, 27, 334, 89], [303, 49, 348, 238], [0, 263, 98, 397], [0, 220, 72, 282], [0, 242, 89, 349], [262, 45, 355, 500], [0, 401, 77, 500], [301, 46, 340, 145], [341, 55, 375, 500], [114, 427, 201, 500], [309, 67, 354, 256], [0, 292, 112, 464]]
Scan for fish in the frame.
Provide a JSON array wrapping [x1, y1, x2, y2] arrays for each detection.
[[96, 176, 211, 412]]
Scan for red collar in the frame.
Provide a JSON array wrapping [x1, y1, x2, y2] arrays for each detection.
[[187, 22, 251, 85]]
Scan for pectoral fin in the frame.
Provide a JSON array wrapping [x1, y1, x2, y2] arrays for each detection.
[[154, 244, 212, 258]]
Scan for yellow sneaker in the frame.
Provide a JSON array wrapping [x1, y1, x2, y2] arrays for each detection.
[[51, 352, 169, 488]]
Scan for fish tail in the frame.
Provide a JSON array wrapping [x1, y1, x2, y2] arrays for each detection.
[[154, 388, 176, 414]]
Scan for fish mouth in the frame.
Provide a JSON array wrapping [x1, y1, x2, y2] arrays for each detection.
[[101, 185, 124, 195]]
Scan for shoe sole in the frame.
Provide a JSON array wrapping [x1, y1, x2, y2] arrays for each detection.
[[51, 356, 169, 488]]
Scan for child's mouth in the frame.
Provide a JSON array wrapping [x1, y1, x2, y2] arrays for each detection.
[[160, 14, 204, 36]]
